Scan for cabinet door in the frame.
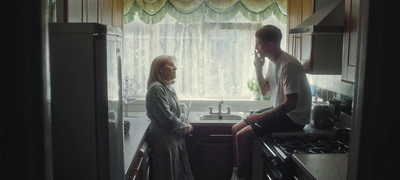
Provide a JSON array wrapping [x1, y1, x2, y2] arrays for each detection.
[[342, 0, 359, 83], [99, 0, 113, 25], [66, 0, 83, 22], [64, 0, 123, 29], [302, 0, 314, 20], [84, 0, 99, 22], [287, 0, 302, 55], [185, 126, 233, 180], [287, 0, 314, 60], [113, 0, 124, 29], [300, 0, 313, 69], [66, 0, 98, 22], [202, 143, 233, 180], [186, 142, 233, 180], [186, 142, 201, 179]]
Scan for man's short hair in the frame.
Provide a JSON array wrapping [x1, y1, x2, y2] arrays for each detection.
[[255, 25, 282, 46]]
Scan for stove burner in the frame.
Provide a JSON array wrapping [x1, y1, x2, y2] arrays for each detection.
[[270, 135, 349, 155]]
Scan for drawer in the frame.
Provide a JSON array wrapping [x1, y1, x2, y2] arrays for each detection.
[[185, 126, 232, 143]]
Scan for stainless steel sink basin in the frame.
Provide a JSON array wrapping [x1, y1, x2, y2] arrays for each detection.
[[199, 114, 243, 120]]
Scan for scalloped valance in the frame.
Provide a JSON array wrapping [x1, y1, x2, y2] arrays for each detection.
[[124, 0, 287, 24]]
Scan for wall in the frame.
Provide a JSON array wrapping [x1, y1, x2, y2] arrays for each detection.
[[3, 0, 53, 179], [308, 75, 354, 97]]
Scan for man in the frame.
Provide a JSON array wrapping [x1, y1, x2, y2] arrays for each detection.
[[231, 25, 311, 180]]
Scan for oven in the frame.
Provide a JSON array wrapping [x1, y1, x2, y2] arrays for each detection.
[[258, 128, 350, 180]]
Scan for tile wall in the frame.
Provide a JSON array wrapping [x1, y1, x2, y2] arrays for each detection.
[[307, 74, 354, 115]]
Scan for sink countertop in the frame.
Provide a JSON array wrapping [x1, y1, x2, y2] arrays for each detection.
[[292, 153, 348, 180]]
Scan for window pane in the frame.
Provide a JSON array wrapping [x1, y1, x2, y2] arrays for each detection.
[[123, 14, 286, 100]]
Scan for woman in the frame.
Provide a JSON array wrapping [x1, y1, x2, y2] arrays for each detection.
[[146, 55, 194, 180]]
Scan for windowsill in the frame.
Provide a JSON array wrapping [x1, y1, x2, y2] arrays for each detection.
[[125, 99, 273, 113]]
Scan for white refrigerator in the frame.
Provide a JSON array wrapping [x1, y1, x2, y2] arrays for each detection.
[[49, 23, 125, 180]]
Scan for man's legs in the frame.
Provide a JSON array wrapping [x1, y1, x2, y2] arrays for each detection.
[[232, 121, 248, 166], [231, 121, 248, 180], [232, 122, 256, 180]]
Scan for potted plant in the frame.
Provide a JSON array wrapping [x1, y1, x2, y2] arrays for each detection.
[[247, 78, 261, 100], [247, 78, 271, 101]]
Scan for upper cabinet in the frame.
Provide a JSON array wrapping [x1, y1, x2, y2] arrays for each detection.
[[287, 0, 345, 75], [57, 0, 124, 29], [341, 0, 359, 83], [287, 0, 313, 62]]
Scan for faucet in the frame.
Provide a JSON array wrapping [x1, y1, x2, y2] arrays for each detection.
[[208, 100, 231, 116], [218, 100, 224, 114]]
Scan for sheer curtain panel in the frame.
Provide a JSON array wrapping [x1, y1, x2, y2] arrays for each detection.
[[123, 1, 287, 100]]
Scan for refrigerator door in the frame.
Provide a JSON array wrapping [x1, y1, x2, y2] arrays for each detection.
[[50, 23, 109, 180], [106, 25, 125, 180], [49, 23, 125, 180]]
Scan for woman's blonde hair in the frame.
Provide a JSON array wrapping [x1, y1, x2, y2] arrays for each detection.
[[147, 55, 176, 89]]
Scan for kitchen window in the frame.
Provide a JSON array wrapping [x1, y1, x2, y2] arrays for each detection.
[[123, 1, 287, 100]]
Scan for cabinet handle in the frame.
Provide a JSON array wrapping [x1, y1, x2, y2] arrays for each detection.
[[129, 156, 143, 180], [209, 134, 232, 137], [291, 34, 295, 55], [293, 175, 307, 180], [134, 157, 143, 171]]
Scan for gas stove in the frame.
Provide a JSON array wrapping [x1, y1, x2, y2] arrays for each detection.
[[273, 135, 348, 154], [258, 128, 350, 180]]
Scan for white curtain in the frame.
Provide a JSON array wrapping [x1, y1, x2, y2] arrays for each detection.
[[124, 0, 287, 24], [123, 13, 286, 100]]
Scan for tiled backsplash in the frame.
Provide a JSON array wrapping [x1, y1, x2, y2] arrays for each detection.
[[307, 75, 354, 97], [308, 74, 354, 115]]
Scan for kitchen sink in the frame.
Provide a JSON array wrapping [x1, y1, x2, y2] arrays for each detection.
[[199, 114, 243, 120]]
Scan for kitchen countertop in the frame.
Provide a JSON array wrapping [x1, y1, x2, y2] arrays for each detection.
[[123, 113, 150, 175], [271, 124, 338, 137], [188, 111, 340, 136], [122, 111, 343, 177], [292, 153, 348, 180]]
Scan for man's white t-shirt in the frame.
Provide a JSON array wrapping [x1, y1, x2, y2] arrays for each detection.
[[265, 52, 311, 125]]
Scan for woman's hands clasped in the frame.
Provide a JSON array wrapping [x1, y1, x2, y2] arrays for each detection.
[[182, 118, 193, 137]]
